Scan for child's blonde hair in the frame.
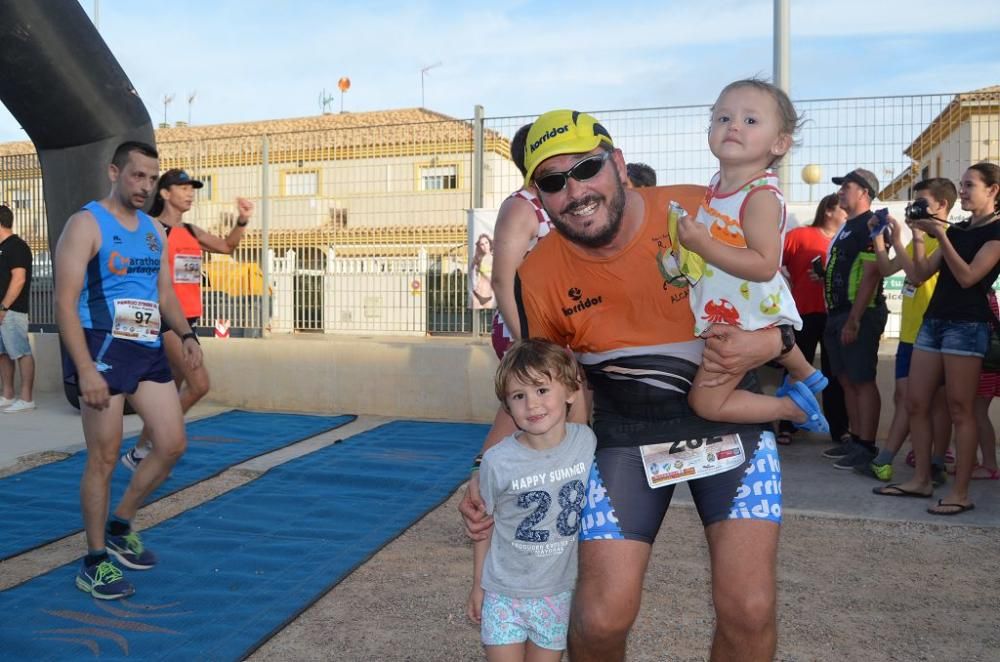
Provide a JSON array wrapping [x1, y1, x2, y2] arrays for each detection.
[[713, 77, 801, 164], [495, 339, 580, 407]]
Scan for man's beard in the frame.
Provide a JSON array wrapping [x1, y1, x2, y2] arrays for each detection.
[[547, 179, 626, 249], [122, 192, 148, 211]]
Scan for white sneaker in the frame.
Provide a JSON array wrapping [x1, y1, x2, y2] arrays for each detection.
[[0, 396, 14, 409], [3, 399, 36, 413]]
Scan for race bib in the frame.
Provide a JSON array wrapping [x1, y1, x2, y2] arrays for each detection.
[[639, 433, 744, 489], [174, 253, 202, 284], [901, 280, 916, 298], [112, 298, 161, 342]]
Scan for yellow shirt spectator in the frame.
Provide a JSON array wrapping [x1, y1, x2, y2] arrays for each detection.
[[899, 237, 939, 343]]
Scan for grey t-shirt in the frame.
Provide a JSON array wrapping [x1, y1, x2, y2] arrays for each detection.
[[480, 423, 597, 598]]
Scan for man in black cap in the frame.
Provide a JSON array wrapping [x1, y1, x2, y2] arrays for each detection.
[[822, 168, 888, 469]]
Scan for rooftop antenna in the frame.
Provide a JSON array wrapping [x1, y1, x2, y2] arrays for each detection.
[[420, 61, 442, 108], [162, 93, 175, 127], [187, 91, 197, 125], [318, 88, 336, 115]]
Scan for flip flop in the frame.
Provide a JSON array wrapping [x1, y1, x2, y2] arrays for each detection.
[[774, 370, 828, 398], [971, 465, 1000, 480], [927, 499, 975, 516], [872, 483, 932, 498], [776, 431, 793, 446], [786, 381, 830, 433]]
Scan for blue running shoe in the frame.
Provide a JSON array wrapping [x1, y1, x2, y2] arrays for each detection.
[[76, 558, 135, 600], [107, 531, 157, 570]]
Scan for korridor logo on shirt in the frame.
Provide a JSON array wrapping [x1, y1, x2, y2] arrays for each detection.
[[563, 287, 602, 317]]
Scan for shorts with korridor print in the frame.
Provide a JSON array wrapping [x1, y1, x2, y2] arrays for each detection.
[[581, 431, 782, 543]]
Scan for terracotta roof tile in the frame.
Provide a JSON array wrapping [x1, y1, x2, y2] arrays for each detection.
[[0, 107, 510, 159]]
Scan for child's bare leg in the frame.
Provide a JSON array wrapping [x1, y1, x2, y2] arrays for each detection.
[[485, 643, 529, 662], [690, 364, 806, 425], [777, 345, 818, 383], [525, 640, 564, 662]]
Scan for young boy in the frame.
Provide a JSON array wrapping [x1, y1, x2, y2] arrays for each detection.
[[467, 339, 596, 661]]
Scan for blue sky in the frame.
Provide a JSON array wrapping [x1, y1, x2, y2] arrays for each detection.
[[0, 0, 998, 141]]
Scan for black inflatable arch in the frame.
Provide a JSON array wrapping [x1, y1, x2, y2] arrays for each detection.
[[0, 0, 155, 408]]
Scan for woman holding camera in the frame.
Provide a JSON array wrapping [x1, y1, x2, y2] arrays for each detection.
[[776, 194, 849, 445], [864, 179, 955, 484], [875, 162, 1000, 515]]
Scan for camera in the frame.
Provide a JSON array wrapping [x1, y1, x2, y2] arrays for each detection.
[[905, 198, 931, 221], [810, 255, 824, 278]]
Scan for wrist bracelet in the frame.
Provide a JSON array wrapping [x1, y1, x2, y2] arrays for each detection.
[[181, 331, 200, 344], [471, 454, 483, 472], [236, 219, 249, 227]]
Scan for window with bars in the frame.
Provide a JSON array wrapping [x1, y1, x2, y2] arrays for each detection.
[[8, 189, 31, 209], [283, 170, 320, 196], [419, 164, 458, 191], [197, 175, 215, 201]]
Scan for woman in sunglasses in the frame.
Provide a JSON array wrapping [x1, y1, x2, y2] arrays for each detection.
[[676, 78, 829, 432]]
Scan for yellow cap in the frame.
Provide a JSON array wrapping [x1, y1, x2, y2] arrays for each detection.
[[522, 110, 614, 186]]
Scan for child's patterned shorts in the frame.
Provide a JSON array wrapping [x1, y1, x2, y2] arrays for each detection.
[[481, 590, 572, 650]]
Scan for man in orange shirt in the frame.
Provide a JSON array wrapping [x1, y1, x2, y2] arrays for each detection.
[[462, 110, 786, 661]]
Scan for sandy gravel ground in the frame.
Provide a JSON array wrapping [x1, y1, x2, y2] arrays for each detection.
[[4, 455, 998, 661], [251, 488, 1000, 662]]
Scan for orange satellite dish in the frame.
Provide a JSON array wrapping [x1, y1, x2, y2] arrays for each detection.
[[338, 77, 351, 92]]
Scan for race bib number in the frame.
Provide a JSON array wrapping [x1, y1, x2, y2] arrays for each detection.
[[112, 298, 161, 342], [639, 433, 744, 488], [901, 280, 916, 298], [174, 253, 202, 284]]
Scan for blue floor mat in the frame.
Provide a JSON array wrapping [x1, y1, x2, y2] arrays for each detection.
[[0, 410, 356, 561], [0, 420, 486, 661]]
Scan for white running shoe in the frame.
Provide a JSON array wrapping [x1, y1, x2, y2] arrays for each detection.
[[3, 399, 35, 413], [120, 448, 143, 472], [0, 396, 15, 409]]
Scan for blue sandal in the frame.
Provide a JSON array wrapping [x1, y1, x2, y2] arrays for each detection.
[[786, 381, 830, 433], [775, 370, 829, 398]]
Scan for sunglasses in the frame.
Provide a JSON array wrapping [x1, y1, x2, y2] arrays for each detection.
[[534, 152, 612, 194]]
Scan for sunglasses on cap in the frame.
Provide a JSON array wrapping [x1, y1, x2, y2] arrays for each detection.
[[534, 151, 612, 194]]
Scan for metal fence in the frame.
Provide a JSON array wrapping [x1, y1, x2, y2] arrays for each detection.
[[3, 89, 998, 336]]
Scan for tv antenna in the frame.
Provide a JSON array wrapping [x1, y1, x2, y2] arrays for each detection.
[[420, 61, 442, 108], [162, 93, 175, 126], [187, 91, 197, 125], [318, 89, 336, 115]]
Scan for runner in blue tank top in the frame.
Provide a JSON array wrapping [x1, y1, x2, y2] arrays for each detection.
[[54, 141, 203, 600]]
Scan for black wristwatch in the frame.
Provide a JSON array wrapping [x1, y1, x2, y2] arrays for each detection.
[[181, 331, 200, 345], [778, 325, 795, 356]]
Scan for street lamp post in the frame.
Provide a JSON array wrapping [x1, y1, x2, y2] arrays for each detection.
[[802, 164, 821, 202]]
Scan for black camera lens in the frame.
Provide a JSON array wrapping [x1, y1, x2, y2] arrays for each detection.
[[905, 198, 931, 221]]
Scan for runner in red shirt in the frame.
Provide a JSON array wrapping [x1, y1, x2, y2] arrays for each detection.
[[121, 169, 252, 471]]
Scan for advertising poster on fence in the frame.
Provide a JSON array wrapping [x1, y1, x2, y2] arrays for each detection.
[[467, 208, 499, 310]]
